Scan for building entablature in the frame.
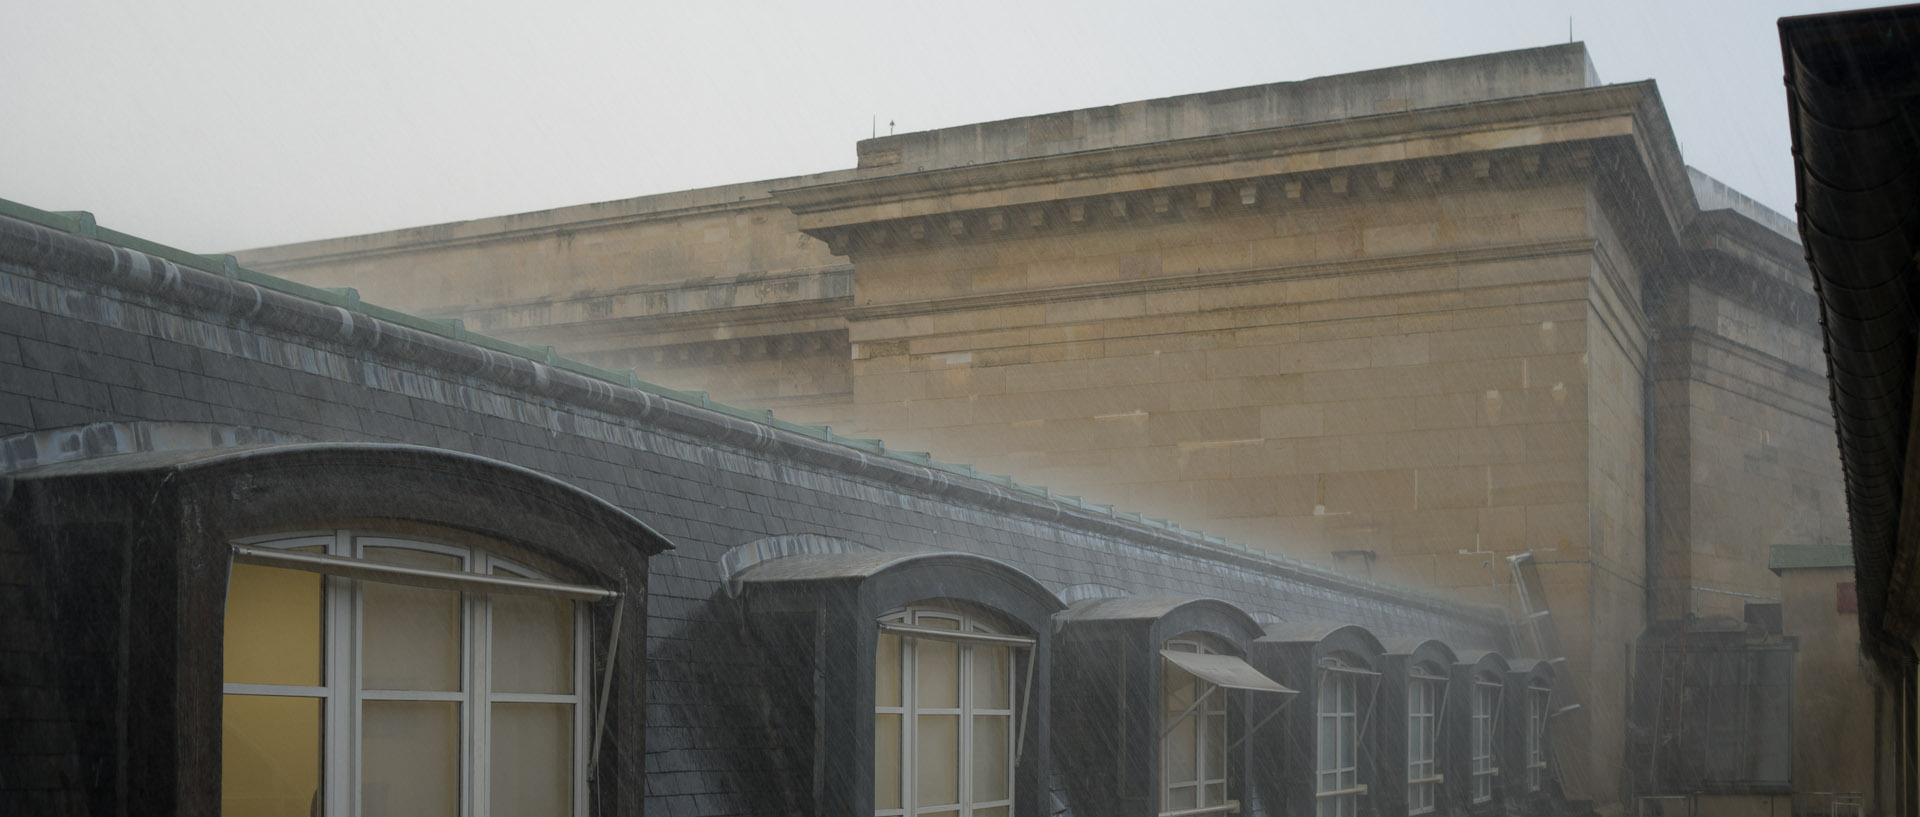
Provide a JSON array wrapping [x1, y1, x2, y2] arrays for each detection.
[[778, 84, 1680, 258]]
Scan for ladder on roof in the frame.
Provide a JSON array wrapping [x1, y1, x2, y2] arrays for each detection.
[[1507, 552, 1591, 804]]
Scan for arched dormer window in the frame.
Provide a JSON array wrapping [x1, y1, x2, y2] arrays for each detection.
[[1052, 596, 1290, 817], [729, 550, 1060, 817], [1444, 651, 1510, 813], [1, 443, 667, 816], [1379, 637, 1457, 817], [1500, 659, 1555, 802], [1251, 623, 1384, 817], [875, 603, 1021, 817]]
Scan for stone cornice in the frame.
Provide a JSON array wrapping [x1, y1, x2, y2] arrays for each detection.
[[1686, 209, 1815, 296], [431, 266, 854, 336], [236, 173, 853, 270], [776, 84, 1657, 238], [844, 237, 1596, 322]]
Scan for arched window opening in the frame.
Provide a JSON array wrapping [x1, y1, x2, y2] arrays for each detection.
[[221, 530, 598, 817], [1470, 673, 1503, 803], [875, 603, 1022, 817], [1161, 635, 1232, 815], [1405, 662, 1445, 815]]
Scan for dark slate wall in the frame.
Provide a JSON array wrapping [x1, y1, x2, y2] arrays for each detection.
[[0, 214, 1509, 816]]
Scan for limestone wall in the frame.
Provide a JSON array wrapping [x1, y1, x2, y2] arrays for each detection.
[[1671, 284, 1846, 616], [844, 181, 1596, 601]]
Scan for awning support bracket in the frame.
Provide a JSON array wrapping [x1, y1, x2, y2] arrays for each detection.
[[587, 593, 626, 781]]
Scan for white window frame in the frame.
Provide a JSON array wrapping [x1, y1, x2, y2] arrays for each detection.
[[1469, 677, 1502, 803], [222, 530, 593, 817], [1316, 658, 1373, 817], [874, 605, 1020, 817], [1526, 684, 1550, 792], [1405, 668, 1442, 816], [1160, 637, 1233, 817]]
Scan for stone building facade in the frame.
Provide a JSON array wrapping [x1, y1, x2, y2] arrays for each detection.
[[240, 44, 1849, 811], [0, 200, 1548, 817]]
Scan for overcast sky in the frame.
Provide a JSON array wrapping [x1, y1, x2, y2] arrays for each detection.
[[2, 0, 1858, 253]]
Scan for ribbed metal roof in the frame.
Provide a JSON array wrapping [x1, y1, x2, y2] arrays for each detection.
[[1781, 5, 1920, 655]]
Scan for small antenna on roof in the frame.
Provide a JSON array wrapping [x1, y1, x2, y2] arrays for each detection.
[[889, 120, 896, 136], [872, 116, 876, 138], [1569, 17, 1574, 42]]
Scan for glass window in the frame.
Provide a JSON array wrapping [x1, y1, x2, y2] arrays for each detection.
[[875, 605, 1017, 817], [1470, 677, 1499, 803], [1161, 637, 1231, 814], [1406, 668, 1440, 815], [1317, 658, 1363, 817], [220, 531, 591, 817]]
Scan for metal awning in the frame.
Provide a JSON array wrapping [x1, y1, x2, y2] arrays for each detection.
[[1161, 649, 1295, 695], [232, 544, 618, 602]]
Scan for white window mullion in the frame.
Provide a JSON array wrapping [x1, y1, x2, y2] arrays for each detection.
[[903, 631, 918, 816], [360, 689, 467, 701], [469, 581, 487, 817], [958, 638, 973, 817], [224, 682, 331, 698], [335, 530, 357, 817], [574, 601, 590, 817]]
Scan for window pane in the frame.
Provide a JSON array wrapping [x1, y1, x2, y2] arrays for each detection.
[[918, 615, 962, 631], [1167, 785, 1197, 811], [974, 808, 1009, 817], [492, 591, 573, 694], [1206, 782, 1226, 806], [1203, 713, 1225, 780], [972, 644, 1009, 709], [877, 633, 902, 708], [224, 561, 323, 686], [971, 715, 1010, 802], [491, 702, 571, 817], [875, 713, 902, 809], [1339, 718, 1354, 767], [362, 547, 462, 691], [915, 714, 959, 807], [222, 694, 321, 817], [1166, 710, 1196, 783], [917, 639, 959, 710], [362, 700, 459, 817], [1166, 671, 1193, 714]]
